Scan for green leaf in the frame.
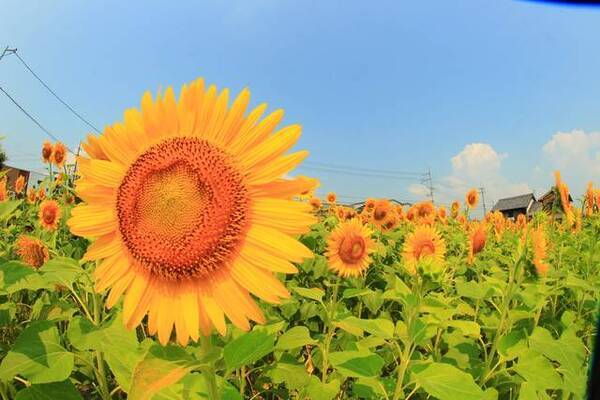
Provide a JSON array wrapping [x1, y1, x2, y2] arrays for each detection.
[[498, 330, 527, 360], [305, 376, 340, 400], [0, 302, 16, 326], [456, 280, 491, 300], [291, 286, 325, 302], [513, 350, 562, 391], [67, 314, 138, 352], [0, 199, 21, 221], [129, 344, 200, 400], [0, 320, 74, 384], [413, 362, 490, 400], [14, 380, 83, 400], [336, 317, 394, 339], [0, 261, 46, 294], [329, 350, 384, 378], [224, 329, 275, 370], [276, 326, 316, 350], [446, 320, 481, 338], [266, 353, 311, 390], [39, 257, 82, 288], [342, 288, 372, 299]]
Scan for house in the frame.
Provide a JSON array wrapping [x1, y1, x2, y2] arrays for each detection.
[[538, 188, 573, 213], [0, 165, 30, 192], [492, 193, 541, 220]]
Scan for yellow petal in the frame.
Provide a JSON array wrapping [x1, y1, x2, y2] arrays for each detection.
[[83, 233, 122, 261], [77, 158, 124, 188], [246, 151, 309, 186], [245, 224, 313, 263]]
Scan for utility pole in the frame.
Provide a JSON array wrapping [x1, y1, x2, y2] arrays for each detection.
[[0, 47, 16, 62], [420, 168, 435, 203], [479, 187, 487, 215]]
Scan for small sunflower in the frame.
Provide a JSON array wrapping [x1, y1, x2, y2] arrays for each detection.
[[465, 189, 479, 209], [554, 171, 574, 225], [516, 213, 526, 229], [309, 197, 322, 210], [37, 188, 46, 201], [365, 198, 376, 211], [68, 78, 316, 345], [39, 200, 62, 231], [372, 199, 392, 228], [42, 141, 53, 164], [416, 201, 435, 219], [437, 206, 447, 223], [451, 201, 460, 218], [326, 219, 375, 277], [16, 235, 49, 268], [468, 223, 486, 265], [53, 142, 67, 168], [406, 205, 417, 222], [14, 175, 26, 194], [530, 227, 549, 276], [326, 192, 337, 204], [402, 225, 446, 274], [27, 188, 36, 204]]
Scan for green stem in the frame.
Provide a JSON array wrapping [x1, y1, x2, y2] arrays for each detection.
[[201, 335, 220, 400], [92, 293, 111, 400], [321, 278, 340, 383]]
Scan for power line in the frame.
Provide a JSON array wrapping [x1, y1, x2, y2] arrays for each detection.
[[304, 161, 424, 176], [9, 50, 101, 134], [299, 165, 421, 180], [0, 86, 75, 154]]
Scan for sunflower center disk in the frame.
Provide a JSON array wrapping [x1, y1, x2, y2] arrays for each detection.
[[414, 241, 435, 260], [339, 234, 366, 264], [116, 137, 249, 281]]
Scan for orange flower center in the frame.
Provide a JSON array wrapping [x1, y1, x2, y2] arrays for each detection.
[[338, 233, 366, 264], [42, 146, 52, 161], [116, 137, 249, 281], [42, 206, 58, 225], [414, 240, 435, 260], [373, 207, 387, 221]]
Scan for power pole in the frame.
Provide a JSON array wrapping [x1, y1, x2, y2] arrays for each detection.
[[0, 47, 17, 62], [479, 187, 487, 215], [420, 168, 435, 203]]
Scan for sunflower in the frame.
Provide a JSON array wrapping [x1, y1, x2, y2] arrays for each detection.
[[309, 197, 322, 210], [450, 201, 460, 218], [326, 219, 375, 277], [0, 178, 7, 202], [16, 235, 49, 268], [402, 225, 446, 274], [42, 141, 53, 163], [406, 205, 417, 222], [67, 79, 317, 345], [468, 223, 486, 265], [554, 171, 574, 225], [14, 175, 26, 194], [491, 211, 504, 240], [585, 182, 594, 217], [365, 198, 376, 211], [381, 213, 399, 232], [53, 142, 67, 168], [37, 188, 46, 201], [326, 192, 337, 204], [530, 227, 548, 276], [416, 201, 435, 219], [395, 204, 405, 220], [372, 199, 392, 228], [39, 200, 62, 231], [27, 188, 36, 204], [437, 206, 447, 223], [465, 188, 478, 209]]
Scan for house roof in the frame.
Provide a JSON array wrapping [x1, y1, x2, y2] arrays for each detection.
[[540, 188, 573, 203], [492, 193, 535, 212]]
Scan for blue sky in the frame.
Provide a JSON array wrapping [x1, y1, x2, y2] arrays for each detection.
[[1, 1, 600, 214]]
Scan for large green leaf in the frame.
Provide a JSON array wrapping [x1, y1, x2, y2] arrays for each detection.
[[39, 257, 83, 288], [0, 320, 74, 384], [513, 350, 562, 391], [291, 286, 325, 302], [0, 199, 21, 221], [275, 326, 316, 350], [224, 329, 275, 370], [14, 380, 83, 400], [129, 344, 201, 400], [336, 317, 394, 339], [413, 362, 495, 400], [0, 261, 47, 294], [329, 350, 384, 378], [266, 353, 311, 390], [67, 314, 138, 352], [305, 376, 340, 400]]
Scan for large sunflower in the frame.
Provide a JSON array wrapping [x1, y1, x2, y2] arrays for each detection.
[[326, 219, 375, 277], [68, 79, 317, 345]]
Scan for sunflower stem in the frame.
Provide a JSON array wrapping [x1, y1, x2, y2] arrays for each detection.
[[92, 293, 111, 400], [201, 335, 220, 400], [321, 277, 340, 383]]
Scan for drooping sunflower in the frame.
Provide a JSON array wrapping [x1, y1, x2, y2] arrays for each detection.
[[67, 79, 317, 345], [42, 141, 53, 164], [326, 192, 337, 204], [585, 182, 595, 217], [39, 200, 62, 231], [326, 219, 375, 277], [437, 206, 447, 223], [467, 223, 486, 265], [14, 175, 26, 194], [53, 142, 67, 168], [0, 178, 7, 202], [465, 188, 479, 209], [530, 227, 549, 276], [402, 225, 446, 274], [416, 201, 435, 219], [16, 235, 49, 268], [27, 188, 36, 204]]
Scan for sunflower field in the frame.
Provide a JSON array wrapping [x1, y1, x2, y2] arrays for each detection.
[[0, 79, 598, 400]]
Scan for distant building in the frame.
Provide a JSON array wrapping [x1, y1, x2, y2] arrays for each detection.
[[538, 188, 572, 213], [0, 165, 31, 192], [492, 193, 541, 220]]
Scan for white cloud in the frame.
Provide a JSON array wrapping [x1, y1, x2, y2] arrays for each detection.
[[541, 130, 600, 192], [408, 183, 429, 197], [450, 143, 507, 180]]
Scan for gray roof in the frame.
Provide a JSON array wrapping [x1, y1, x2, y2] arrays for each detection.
[[529, 201, 543, 214], [492, 193, 535, 212]]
